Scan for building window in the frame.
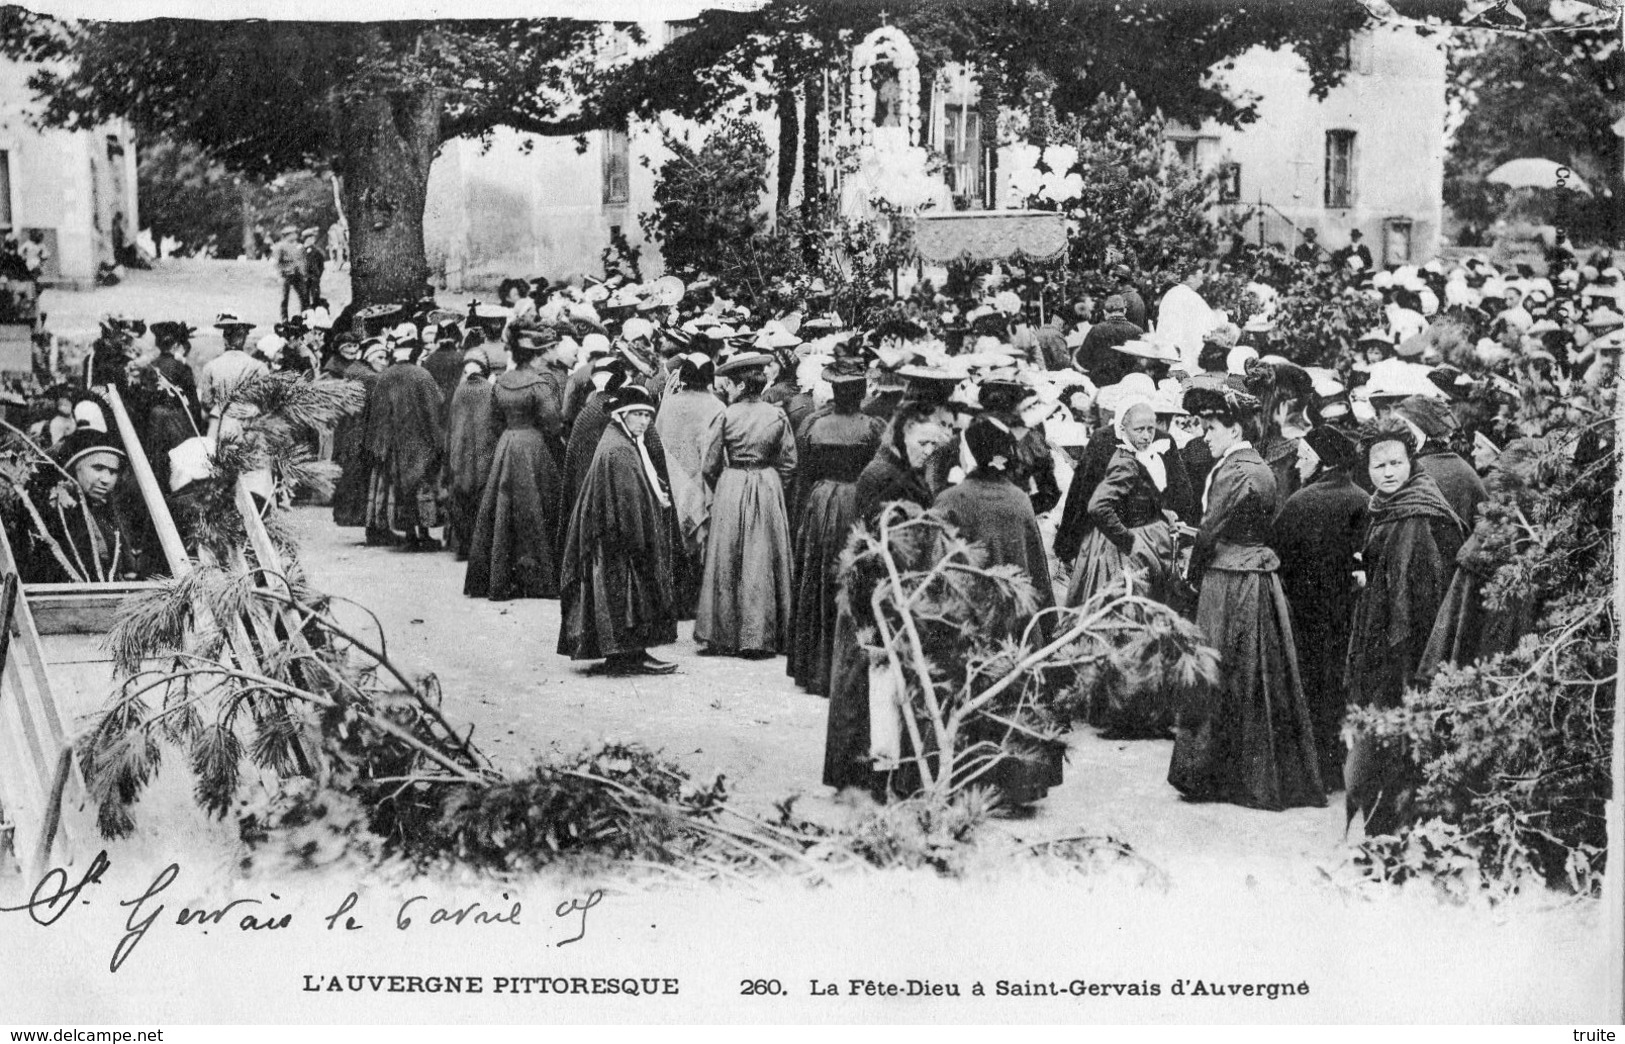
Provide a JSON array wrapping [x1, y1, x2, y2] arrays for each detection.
[[1171, 138, 1199, 169], [602, 127, 630, 206], [1218, 162, 1242, 203], [1324, 130, 1356, 209], [0, 150, 12, 228], [943, 103, 981, 206]]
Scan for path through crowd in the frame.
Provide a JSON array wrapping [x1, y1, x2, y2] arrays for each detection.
[[292, 506, 1347, 887]]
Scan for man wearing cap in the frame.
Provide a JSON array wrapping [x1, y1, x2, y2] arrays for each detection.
[[301, 228, 326, 308], [17, 429, 145, 583], [200, 313, 268, 436], [362, 326, 446, 550], [1110, 264, 1148, 328], [557, 384, 679, 676], [272, 226, 306, 319], [1076, 295, 1145, 387], [1269, 423, 1367, 789]]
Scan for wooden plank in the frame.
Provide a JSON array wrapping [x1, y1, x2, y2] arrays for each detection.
[[0, 522, 86, 865], [27, 591, 145, 637], [103, 387, 191, 577]]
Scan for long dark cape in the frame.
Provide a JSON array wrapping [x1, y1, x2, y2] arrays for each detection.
[[556, 423, 678, 659]]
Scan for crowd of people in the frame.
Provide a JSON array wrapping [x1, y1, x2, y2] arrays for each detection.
[[5, 237, 1618, 822]]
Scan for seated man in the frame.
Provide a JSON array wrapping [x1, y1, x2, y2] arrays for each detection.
[[16, 429, 150, 583]]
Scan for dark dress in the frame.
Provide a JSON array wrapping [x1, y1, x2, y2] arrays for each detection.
[[822, 446, 934, 790], [1415, 450, 1487, 531], [1343, 471, 1466, 834], [695, 396, 798, 655], [154, 353, 204, 431], [1257, 432, 1302, 503], [1167, 444, 1326, 811], [986, 408, 1062, 516], [1416, 531, 1535, 685], [421, 346, 465, 420], [362, 362, 445, 534], [331, 360, 377, 527], [786, 409, 884, 696], [935, 471, 1062, 799], [556, 422, 679, 660], [1270, 467, 1368, 789], [445, 373, 498, 561], [463, 368, 566, 600], [654, 387, 726, 619], [1055, 423, 1194, 566], [1067, 446, 1180, 609], [1346, 472, 1466, 710], [1068, 446, 1183, 733]]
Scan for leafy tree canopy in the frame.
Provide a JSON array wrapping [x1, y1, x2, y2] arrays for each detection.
[[1442, 0, 1624, 242], [586, 0, 1454, 131]]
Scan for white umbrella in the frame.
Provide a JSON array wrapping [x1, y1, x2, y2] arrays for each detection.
[[1487, 157, 1591, 195]]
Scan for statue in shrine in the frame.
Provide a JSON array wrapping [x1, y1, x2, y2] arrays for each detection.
[[874, 64, 902, 128]]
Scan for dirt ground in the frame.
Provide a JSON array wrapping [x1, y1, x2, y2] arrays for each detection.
[[289, 506, 1350, 884]]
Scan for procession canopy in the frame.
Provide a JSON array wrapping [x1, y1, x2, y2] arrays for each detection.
[[911, 210, 1069, 265]]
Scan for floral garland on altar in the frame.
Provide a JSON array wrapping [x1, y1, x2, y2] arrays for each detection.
[[844, 26, 921, 148]]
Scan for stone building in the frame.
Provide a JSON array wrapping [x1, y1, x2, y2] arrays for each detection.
[[1165, 24, 1448, 267], [421, 22, 1447, 289], [0, 57, 140, 288]]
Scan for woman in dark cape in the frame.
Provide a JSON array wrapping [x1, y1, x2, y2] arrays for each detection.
[[822, 406, 951, 793], [363, 337, 446, 550], [694, 352, 798, 657], [1416, 437, 1547, 684], [786, 360, 884, 695], [934, 416, 1061, 801], [1167, 385, 1325, 812], [330, 339, 379, 528], [463, 331, 567, 600], [1344, 416, 1467, 835], [556, 385, 679, 675], [444, 349, 499, 561], [1270, 424, 1368, 790], [1394, 394, 1487, 531]]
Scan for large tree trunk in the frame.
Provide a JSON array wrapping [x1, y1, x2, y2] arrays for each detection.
[[775, 85, 799, 216], [336, 74, 441, 309]]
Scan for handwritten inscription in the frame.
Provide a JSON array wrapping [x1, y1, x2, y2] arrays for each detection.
[[0, 850, 605, 975]]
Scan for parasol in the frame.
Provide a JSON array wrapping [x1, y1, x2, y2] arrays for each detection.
[[1486, 158, 1591, 195]]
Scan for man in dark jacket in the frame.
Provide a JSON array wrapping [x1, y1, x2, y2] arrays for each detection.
[[1075, 295, 1143, 386], [1111, 264, 1148, 328]]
